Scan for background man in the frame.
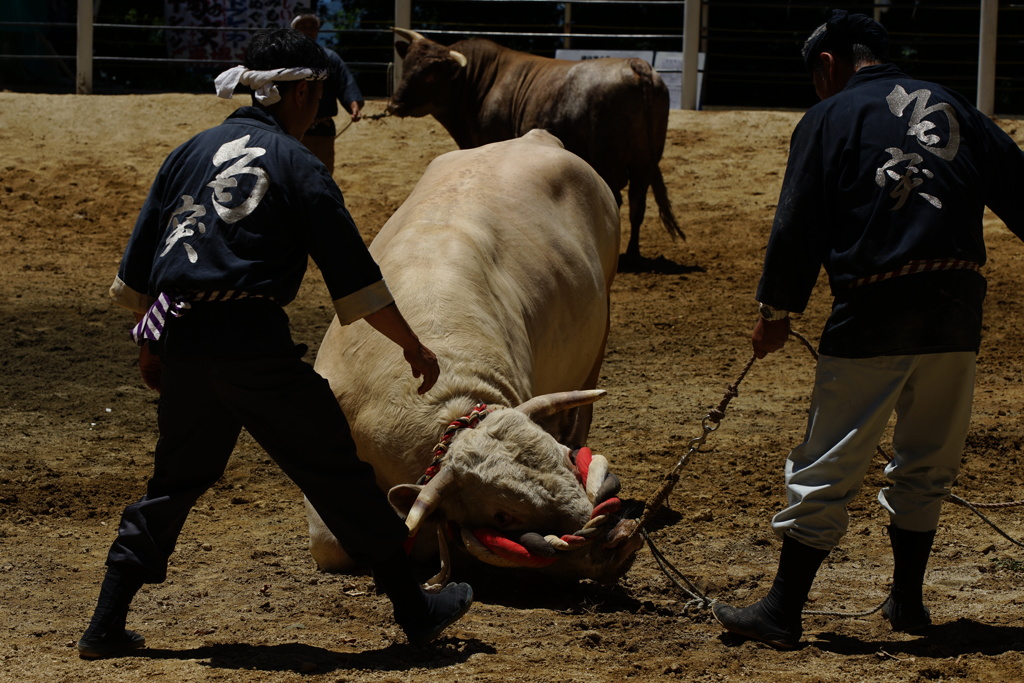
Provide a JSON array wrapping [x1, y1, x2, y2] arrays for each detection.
[[713, 9, 1024, 650], [291, 12, 365, 174], [77, 28, 472, 659]]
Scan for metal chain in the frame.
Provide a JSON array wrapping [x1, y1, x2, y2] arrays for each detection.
[[628, 355, 755, 540]]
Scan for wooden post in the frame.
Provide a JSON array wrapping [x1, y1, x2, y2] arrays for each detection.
[[76, 0, 93, 94], [681, 0, 700, 110], [563, 3, 572, 50], [393, 0, 412, 95], [978, 0, 998, 116]]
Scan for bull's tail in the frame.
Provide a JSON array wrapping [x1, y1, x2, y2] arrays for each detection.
[[652, 165, 685, 241]]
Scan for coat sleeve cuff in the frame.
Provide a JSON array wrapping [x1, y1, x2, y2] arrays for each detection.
[[109, 276, 154, 314], [332, 279, 395, 325]]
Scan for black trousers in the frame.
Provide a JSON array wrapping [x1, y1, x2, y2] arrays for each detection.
[[105, 352, 407, 582]]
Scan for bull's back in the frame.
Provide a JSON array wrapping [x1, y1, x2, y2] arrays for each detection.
[[317, 131, 618, 471], [493, 58, 669, 192], [380, 131, 617, 355]]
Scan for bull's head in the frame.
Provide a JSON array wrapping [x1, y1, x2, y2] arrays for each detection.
[[388, 27, 468, 118], [388, 391, 643, 585]]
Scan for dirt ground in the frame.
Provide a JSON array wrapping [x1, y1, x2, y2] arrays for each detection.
[[1, 92, 1023, 682]]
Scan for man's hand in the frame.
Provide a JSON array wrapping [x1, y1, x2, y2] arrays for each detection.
[[752, 317, 790, 359], [349, 101, 362, 122], [138, 342, 164, 392], [404, 341, 439, 394], [363, 302, 440, 394]]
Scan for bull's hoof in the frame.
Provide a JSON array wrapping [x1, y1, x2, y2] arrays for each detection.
[[617, 251, 644, 272], [77, 629, 146, 659]]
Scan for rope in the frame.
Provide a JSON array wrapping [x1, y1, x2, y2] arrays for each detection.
[[641, 528, 716, 614], [334, 111, 391, 138], [334, 118, 353, 137], [802, 600, 887, 619], [627, 354, 755, 540], [948, 494, 1024, 547], [418, 403, 491, 485]]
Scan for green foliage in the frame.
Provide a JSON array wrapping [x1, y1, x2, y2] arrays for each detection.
[[990, 556, 1024, 573], [319, 1, 367, 31]]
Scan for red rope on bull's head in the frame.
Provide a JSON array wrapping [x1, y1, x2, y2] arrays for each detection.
[[413, 419, 628, 570], [418, 403, 491, 485], [573, 446, 594, 485]]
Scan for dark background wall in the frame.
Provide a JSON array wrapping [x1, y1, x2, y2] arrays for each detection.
[[2, 1, 1022, 114]]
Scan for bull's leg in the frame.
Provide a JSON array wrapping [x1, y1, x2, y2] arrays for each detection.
[[563, 311, 610, 447], [625, 179, 649, 261], [304, 496, 357, 572]]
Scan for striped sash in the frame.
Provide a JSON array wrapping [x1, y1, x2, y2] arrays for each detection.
[[849, 258, 980, 289], [130, 293, 190, 345], [129, 290, 276, 345]]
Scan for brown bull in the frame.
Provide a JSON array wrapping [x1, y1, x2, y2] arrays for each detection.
[[388, 28, 684, 263]]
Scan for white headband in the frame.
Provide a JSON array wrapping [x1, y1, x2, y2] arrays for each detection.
[[214, 65, 328, 105]]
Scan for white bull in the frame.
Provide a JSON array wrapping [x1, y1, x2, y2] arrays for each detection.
[[307, 129, 642, 584]]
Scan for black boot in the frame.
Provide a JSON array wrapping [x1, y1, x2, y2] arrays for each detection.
[[372, 551, 474, 646], [77, 564, 147, 659], [713, 534, 830, 650], [882, 524, 936, 632]]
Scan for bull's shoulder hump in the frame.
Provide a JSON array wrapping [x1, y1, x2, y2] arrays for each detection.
[[517, 129, 564, 149]]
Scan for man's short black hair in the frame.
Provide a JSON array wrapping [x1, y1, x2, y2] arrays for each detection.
[[245, 28, 329, 76], [802, 9, 889, 71]]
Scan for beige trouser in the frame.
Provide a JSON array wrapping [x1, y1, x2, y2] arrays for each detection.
[[772, 352, 976, 550]]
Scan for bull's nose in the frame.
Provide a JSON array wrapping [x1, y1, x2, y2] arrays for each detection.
[[602, 518, 640, 549]]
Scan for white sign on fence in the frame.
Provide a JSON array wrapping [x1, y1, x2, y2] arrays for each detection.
[[654, 51, 706, 110], [555, 49, 655, 63]]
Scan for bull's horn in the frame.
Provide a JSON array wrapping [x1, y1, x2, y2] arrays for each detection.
[[584, 454, 609, 503], [515, 390, 607, 419], [449, 50, 468, 67], [403, 466, 458, 535], [391, 26, 427, 43], [422, 526, 451, 592]]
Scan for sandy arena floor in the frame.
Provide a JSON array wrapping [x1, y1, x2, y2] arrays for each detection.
[[1, 92, 1022, 681]]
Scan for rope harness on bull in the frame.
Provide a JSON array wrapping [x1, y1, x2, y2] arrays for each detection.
[[418, 402, 493, 485], [636, 327, 1023, 617], [413, 402, 627, 576]]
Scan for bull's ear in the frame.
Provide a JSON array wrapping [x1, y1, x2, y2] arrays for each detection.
[[395, 41, 409, 59], [388, 483, 422, 516]]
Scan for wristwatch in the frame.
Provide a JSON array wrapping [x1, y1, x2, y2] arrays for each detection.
[[758, 303, 790, 321]]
